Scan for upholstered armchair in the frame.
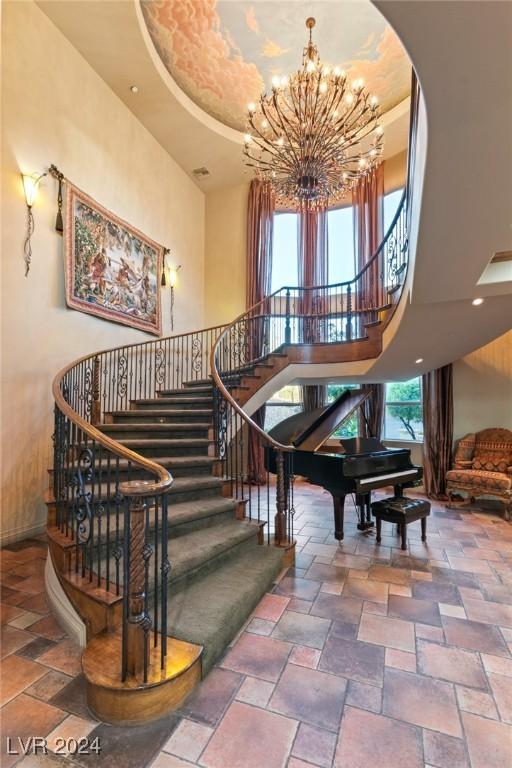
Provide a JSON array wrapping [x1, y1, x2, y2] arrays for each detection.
[[446, 428, 512, 520]]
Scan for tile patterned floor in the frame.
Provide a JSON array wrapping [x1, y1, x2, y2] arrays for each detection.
[[1, 484, 512, 767]]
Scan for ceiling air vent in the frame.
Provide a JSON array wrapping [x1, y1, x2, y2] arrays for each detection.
[[192, 167, 210, 180]]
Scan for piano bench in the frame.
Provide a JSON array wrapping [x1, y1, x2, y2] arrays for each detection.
[[371, 497, 431, 551]]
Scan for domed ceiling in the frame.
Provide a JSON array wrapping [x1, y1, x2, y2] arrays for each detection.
[[141, 0, 412, 133]]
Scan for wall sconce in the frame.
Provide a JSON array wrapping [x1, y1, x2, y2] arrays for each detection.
[[161, 251, 181, 330], [21, 171, 46, 276]]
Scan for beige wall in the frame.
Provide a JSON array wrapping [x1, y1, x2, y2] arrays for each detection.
[[203, 154, 407, 327], [1, 1, 205, 542], [453, 329, 512, 440]]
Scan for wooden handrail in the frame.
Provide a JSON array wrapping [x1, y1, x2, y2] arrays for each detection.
[[52, 323, 224, 497]]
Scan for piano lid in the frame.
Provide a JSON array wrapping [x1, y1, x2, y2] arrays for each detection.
[[268, 388, 371, 453]]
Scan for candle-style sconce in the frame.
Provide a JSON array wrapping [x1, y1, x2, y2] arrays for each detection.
[[161, 250, 181, 330], [21, 171, 47, 276]]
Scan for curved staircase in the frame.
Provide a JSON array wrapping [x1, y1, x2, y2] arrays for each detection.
[[46, 78, 419, 724]]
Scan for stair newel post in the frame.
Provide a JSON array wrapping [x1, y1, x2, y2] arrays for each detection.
[[91, 355, 101, 426], [284, 289, 291, 345], [274, 450, 288, 546], [121, 486, 151, 681]]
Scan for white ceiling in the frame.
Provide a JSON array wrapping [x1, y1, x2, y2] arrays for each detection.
[[37, 0, 410, 193]]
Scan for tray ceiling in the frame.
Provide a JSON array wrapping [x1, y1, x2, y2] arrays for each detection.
[[141, 0, 412, 131]]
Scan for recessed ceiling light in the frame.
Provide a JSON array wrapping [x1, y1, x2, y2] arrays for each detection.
[[130, 85, 139, 94], [472, 297, 484, 306], [415, 358, 423, 364]]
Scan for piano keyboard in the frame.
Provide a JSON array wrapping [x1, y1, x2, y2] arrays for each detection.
[[358, 469, 418, 486]]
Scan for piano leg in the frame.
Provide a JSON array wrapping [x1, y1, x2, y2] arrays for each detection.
[[356, 493, 374, 532], [331, 495, 345, 541]]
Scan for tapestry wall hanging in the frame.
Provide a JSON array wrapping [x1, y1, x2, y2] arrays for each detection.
[[64, 183, 163, 335]]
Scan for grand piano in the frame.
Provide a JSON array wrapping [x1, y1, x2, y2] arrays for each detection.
[[265, 388, 422, 540]]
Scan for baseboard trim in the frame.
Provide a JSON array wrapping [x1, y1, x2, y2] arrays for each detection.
[[45, 555, 87, 648], [0, 520, 46, 547]]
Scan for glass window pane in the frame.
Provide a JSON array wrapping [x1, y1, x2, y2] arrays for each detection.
[[384, 404, 424, 441], [272, 213, 298, 292], [386, 377, 421, 403], [328, 206, 355, 284], [384, 188, 404, 233]]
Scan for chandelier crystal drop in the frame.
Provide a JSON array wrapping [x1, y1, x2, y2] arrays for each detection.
[[243, 17, 384, 210]]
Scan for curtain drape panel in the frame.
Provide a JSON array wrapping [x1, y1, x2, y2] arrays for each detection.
[[246, 180, 275, 483], [298, 208, 329, 410], [422, 364, 454, 499], [352, 163, 384, 310], [358, 383, 385, 440]]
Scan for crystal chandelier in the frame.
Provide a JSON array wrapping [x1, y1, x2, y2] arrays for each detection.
[[243, 18, 384, 210]]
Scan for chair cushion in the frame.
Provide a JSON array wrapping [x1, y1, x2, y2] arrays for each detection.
[[371, 497, 430, 524], [472, 449, 511, 474], [446, 468, 512, 493]]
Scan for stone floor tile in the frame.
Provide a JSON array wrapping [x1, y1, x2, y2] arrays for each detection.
[[291, 722, 336, 768], [200, 701, 297, 768], [458, 586, 484, 601], [481, 583, 512, 605], [385, 648, 416, 672], [481, 652, 512, 677], [442, 616, 510, 657], [286, 598, 312, 614], [152, 754, 199, 768], [17, 591, 51, 614], [417, 638, 487, 688], [456, 684, 499, 719], [422, 729, 469, 768], [0, 602, 24, 624], [37, 638, 82, 676], [446, 555, 494, 575], [329, 620, 359, 640], [332, 554, 372, 571], [320, 581, 343, 595], [269, 662, 346, 730], [388, 594, 441, 627], [49, 673, 91, 720], [271, 610, 330, 650], [462, 596, 512, 628], [487, 672, 512, 723], [220, 632, 291, 682], [252, 593, 289, 622], [181, 667, 242, 726], [412, 580, 462, 605], [46, 714, 97, 755], [345, 680, 382, 713], [304, 563, 347, 583], [0, 694, 66, 768], [415, 623, 445, 642], [275, 576, 321, 601], [342, 578, 388, 604], [368, 564, 411, 585], [439, 603, 467, 618], [348, 568, 369, 580], [334, 706, 422, 768], [319, 634, 384, 686], [389, 584, 412, 597], [358, 612, 415, 652], [11, 575, 45, 594], [0, 624, 33, 657], [162, 718, 213, 762], [8, 610, 44, 630], [462, 711, 512, 768], [461, 546, 503, 561], [289, 645, 321, 669], [383, 667, 462, 737], [82, 712, 179, 768], [310, 593, 363, 624], [235, 676, 274, 707], [246, 617, 275, 636], [25, 670, 73, 701], [362, 600, 387, 615], [0, 653, 47, 705], [25, 614, 68, 641]]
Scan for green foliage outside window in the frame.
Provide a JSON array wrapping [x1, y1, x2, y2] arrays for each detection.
[[386, 379, 423, 441]]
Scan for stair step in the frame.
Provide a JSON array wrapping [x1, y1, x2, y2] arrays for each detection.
[[108, 409, 213, 424], [117, 438, 211, 457], [168, 542, 283, 673], [91, 455, 216, 478], [99, 423, 210, 440], [62, 475, 224, 506], [132, 398, 212, 410], [157, 387, 213, 397]]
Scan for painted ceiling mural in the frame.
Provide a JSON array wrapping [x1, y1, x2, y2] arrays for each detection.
[[141, 0, 411, 132]]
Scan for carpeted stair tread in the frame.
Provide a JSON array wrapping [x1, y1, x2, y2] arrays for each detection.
[[93, 455, 216, 471], [100, 422, 211, 432], [107, 409, 213, 418], [157, 386, 213, 396], [168, 543, 284, 673], [117, 438, 210, 447], [70, 475, 224, 503], [131, 397, 212, 406]]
